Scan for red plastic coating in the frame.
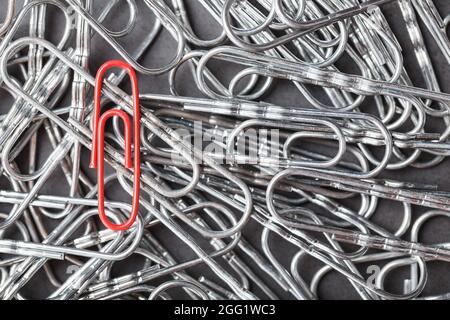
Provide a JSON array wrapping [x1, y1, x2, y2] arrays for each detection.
[[91, 60, 140, 231]]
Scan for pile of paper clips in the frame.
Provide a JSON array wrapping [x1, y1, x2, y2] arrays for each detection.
[[0, 0, 449, 300]]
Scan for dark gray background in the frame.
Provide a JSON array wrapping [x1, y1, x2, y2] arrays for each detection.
[[0, 0, 449, 299]]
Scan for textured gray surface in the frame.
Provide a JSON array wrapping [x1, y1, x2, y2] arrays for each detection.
[[0, 0, 450, 299]]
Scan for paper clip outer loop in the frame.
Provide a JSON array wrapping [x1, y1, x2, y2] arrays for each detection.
[[91, 60, 141, 231]]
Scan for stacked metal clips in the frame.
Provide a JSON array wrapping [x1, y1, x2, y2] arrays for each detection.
[[0, 0, 449, 300]]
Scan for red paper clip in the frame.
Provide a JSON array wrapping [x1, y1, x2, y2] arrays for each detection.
[[90, 60, 141, 231]]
